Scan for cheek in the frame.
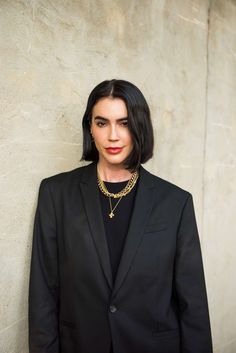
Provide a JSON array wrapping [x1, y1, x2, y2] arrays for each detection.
[[125, 131, 133, 146], [121, 128, 131, 140], [94, 138, 103, 151], [91, 128, 103, 143]]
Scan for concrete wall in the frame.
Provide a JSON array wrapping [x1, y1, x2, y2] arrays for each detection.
[[0, 0, 235, 352]]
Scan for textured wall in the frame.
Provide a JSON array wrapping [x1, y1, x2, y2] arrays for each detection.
[[0, 0, 235, 352], [204, 1, 236, 352]]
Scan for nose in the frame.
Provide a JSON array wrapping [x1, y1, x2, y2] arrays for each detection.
[[108, 124, 119, 141]]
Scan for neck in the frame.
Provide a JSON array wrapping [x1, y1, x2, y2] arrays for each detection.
[[97, 161, 133, 182]]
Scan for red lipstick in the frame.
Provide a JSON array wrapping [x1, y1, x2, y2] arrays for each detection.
[[106, 147, 123, 154]]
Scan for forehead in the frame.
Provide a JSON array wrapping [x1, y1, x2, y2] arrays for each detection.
[[92, 97, 128, 118]]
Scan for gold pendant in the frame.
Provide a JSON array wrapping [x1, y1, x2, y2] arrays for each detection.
[[109, 212, 114, 218]]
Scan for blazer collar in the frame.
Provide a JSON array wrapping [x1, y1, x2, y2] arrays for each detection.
[[80, 162, 156, 188], [80, 163, 156, 295]]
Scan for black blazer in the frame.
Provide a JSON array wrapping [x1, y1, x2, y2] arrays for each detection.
[[28, 162, 213, 353]]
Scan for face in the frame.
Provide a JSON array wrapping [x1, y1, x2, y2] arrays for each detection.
[[90, 97, 133, 169]]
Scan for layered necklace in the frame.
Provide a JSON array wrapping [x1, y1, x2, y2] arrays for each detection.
[[97, 170, 139, 219]]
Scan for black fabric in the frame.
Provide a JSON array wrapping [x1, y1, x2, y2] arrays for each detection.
[[99, 179, 138, 284], [28, 163, 213, 353], [99, 180, 138, 353]]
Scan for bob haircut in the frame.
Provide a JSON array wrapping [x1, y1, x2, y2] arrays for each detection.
[[81, 79, 154, 171]]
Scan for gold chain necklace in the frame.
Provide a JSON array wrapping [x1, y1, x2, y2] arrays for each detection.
[[108, 196, 123, 219], [97, 170, 139, 218], [97, 171, 139, 199]]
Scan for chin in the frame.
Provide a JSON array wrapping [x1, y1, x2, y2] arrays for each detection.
[[104, 155, 129, 166], [107, 159, 127, 166]]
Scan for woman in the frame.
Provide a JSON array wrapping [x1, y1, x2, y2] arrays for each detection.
[[29, 79, 213, 353]]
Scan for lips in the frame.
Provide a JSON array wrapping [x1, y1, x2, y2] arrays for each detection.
[[105, 147, 123, 154]]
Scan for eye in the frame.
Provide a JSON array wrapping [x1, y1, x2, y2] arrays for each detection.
[[120, 120, 128, 127], [96, 121, 106, 127]]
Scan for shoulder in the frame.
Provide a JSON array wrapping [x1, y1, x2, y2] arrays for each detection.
[[39, 163, 94, 190], [141, 166, 191, 203]]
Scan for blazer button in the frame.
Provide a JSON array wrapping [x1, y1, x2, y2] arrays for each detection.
[[109, 305, 117, 313]]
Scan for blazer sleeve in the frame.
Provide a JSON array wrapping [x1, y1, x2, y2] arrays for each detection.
[[28, 179, 59, 353], [174, 193, 213, 353]]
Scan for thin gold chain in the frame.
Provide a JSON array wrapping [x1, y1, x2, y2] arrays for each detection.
[[97, 171, 139, 199], [108, 196, 123, 218]]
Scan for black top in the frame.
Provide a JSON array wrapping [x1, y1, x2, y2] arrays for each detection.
[[99, 179, 138, 283]]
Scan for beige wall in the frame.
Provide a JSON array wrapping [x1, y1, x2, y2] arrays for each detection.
[[0, 1, 235, 352]]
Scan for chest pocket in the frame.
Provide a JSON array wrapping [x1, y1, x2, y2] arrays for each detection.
[[144, 220, 167, 234]]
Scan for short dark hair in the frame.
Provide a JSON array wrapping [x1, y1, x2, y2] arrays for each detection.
[[81, 79, 154, 171]]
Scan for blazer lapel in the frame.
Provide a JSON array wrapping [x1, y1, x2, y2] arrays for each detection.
[[79, 163, 156, 296], [112, 166, 155, 297], [80, 163, 113, 290]]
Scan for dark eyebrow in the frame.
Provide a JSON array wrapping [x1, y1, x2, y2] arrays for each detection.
[[94, 116, 128, 122]]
